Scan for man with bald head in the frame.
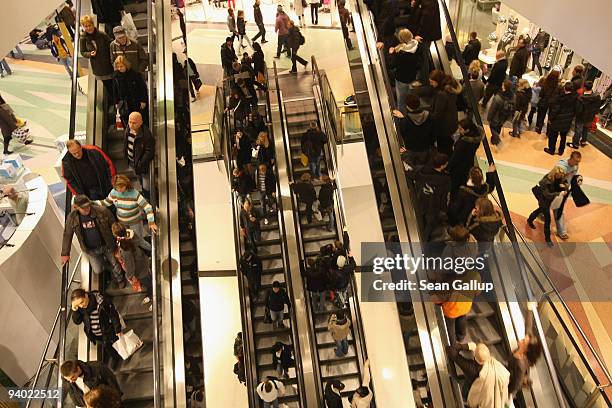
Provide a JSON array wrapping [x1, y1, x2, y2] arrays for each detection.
[[482, 50, 508, 107], [124, 111, 154, 197]]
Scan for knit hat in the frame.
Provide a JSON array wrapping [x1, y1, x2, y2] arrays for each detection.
[[112, 26, 126, 37], [336, 255, 346, 268]]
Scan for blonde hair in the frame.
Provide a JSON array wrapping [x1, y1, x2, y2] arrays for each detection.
[[113, 174, 133, 190], [517, 78, 530, 91], [546, 166, 566, 181], [468, 60, 481, 75], [113, 55, 131, 70], [256, 131, 269, 148], [80, 15, 94, 26], [397, 28, 414, 44], [66, 139, 82, 149]]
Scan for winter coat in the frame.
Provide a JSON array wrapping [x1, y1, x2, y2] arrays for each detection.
[[91, 0, 123, 25], [414, 0, 442, 41], [72, 291, 122, 344], [467, 210, 503, 242], [514, 88, 532, 114], [318, 180, 336, 210], [113, 69, 148, 114], [448, 131, 482, 192], [275, 12, 290, 36], [448, 172, 495, 226], [252, 50, 266, 75], [287, 26, 303, 51], [487, 89, 514, 127], [438, 237, 479, 280], [509, 47, 529, 78], [412, 166, 451, 218], [533, 176, 565, 208], [257, 379, 285, 402], [390, 40, 421, 85], [79, 28, 114, 79], [110, 39, 148, 72], [328, 314, 351, 341], [257, 143, 275, 166], [0, 101, 18, 140], [531, 31, 549, 55], [538, 84, 561, 109], [575, 92, 602, 124], [397, 109, 435, 152], [255, 166, 277, 195], [487, 59, 508, 87], [324, 380, 345, 408], [227, 14, 237, 33], [122, 124, 154, 175], [237, 17, 246, 36], [240, 252, 262, 285], [328, 257, 354, 291], [301, 128, 327, 160], [292, 181, 317, 204], [548, 91, 578, 133], [465, 78, 485, 103], [239, 207, 260, 232], [294, 0, 304, 15], [220, 43, 237, 72], [571, 74, 584, 92], [62, 204, 117, 256], [235, 133, 252, 168], [272, 343, 294, 369], [462, 39, 481, 65], [232, 172, 256, 195], [63, 360, 122, 407], [303, 260, 328, 292], [254, 4, 263, 25], [432, 81, 462, 146], [61, 145, 116, 196], [266, 288, 292, 312]]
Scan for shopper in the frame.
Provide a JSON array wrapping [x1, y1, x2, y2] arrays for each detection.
[[80, 15, 114, 99], [303, 257, 328, 311], [448, 165, 495, 226], [91, 0, 123, 29], [528, 77, 542, 127], [301, 121, 327, 179], [274, 6, 290, 59], [266, 281, 291, 329], [570, 64, 585, 92], [328, 311, 351, 357], [462, 31, 481, 66], [329, 253, 355, 306], [508, 334, 543, 398], [252, 42, 266, 84], [486, 79, 514, 147], [113, 56, 149, 127], [83, 385, 123, 408], [338, 0, 353, 49], [463, 71, 485, 107], [272, 342, 294, 378], [50, 32, 73, 78], [553, 151, 581, 240], [467, 197, 503, 251], [112, 222, 153, 310], [412, 0, 442, 82], [236, 10, 253, 51], [511, 78, 532, 137], [318, 174, 337, 231], [482, 50, 507, 107], [256, 377, 285, 408], [294, 0, 305, 27], [393, 94, 434, 166], [221, 36, 238, 76], [255, 131, 275, 166], [291, 172, 317, 223], [447, 342, 510, 406], [110, 26, 148, 73], [389, 29, 421, 112], [255, 163, 277, 223], [509, 38, 529, 80], [252, 0, 267, 43], [350, 359, 372, 407], [570, 81, 601, 148], [287, 20, 308, 73], [308, 0, 320, 25], [61, 195, 122, 281], [62, 140, 115, 199], [96, 174, 158, 251], [239, 249, 262, 298], [527, 167, 568, 246], [122, 111, 154, 195], [429, 70, 461, 155], [61, 360, 121, 408], [530, 29, 549, 75], [325, 379, 346, 408], [447, 118, 482, 196], [240, 199, 262, 250], [227, 8, 238, 41], [544, 82, 577, 156], [534, 70, 561, 134], [70, 288, 123, 361], [0, 94, 18, 154]]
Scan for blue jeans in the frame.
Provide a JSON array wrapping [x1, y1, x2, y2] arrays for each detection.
[[270, 309, 284, 327], [59, 56, 73, 78], [263, 400, 279, 408], [553, 209, 567, 236], [335, 338, 349, 357], [395, 80, 412, 115], [85, 247, 123, 283], [572, 122, 590, 145], [309, 155, 322, 178], [311, 291, 324, 311], [511, 112, 524, 136]]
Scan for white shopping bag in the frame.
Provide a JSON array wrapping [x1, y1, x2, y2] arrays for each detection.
[[550, 193, 564, 210], [112, 329, 143, 360], [121, 12, 138, 41]]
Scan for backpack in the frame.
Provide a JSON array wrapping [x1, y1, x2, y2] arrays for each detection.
[[500, 95, 515, 121]]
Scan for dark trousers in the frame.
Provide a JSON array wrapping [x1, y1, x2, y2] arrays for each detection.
[[531, 52, 543, 75], [291, 48, 308, 71], [482, 83, 500, 107], [528, 106, 537, 125], [276, 35, 289, 57], [96, 335, 122, 363], [535, 104, 549, 132], [102, 78, 114, 103], [445, 314, 467, 344], [547, 129, 568, 154], [310, 4, 319, 24], [528, 206, 551, 241], [252, 23, 266, 42], [341, 25, 353, 49]]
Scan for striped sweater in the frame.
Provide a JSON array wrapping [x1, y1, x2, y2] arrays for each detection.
[[95, 188, 155, 225]]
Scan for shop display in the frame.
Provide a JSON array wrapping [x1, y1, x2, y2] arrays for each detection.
[[496, 15, 518, 52]]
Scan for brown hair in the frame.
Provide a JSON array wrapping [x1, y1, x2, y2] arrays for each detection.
[[469, 167, 484, 186], [60, 360, 80, 377], [84, 386, 122, 408], [113, 174, 132, 190], [71, 288, 87, 301], [542, 70, 561, 95], [475, 197, 495, 217], [448, 225, 470, 242]]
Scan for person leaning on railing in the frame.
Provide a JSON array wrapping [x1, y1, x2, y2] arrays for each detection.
[[61, 360, 122, 408]]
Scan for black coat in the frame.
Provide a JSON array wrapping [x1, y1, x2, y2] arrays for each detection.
[[123, 125, 154, 175], [575, 92, 602, 124], [487, 89, 514, 127], [448, 132, 482, 193], [509, 47, 529, 78], [318, 181, 336, 210], [91, 0, 123, 26], [462, 39, 481, 65], [487, 59, 508, 87], [220, 43, 237, 72], [266, 288, 291, 312], [232, 172, 256, 195], [239, 253, 262, 285], [533, 176, 565, 208], [301, 128, 327, 160], [397, 110, 435, 151], [432, 82, 462, 151], [237, 17, 246, 35], [292, 181, 317, 204], [252, 50, 265, 75], [467, 211, 503, 242], [324, 380, 345, 408], [236, 134, 252, 167], [303, 260, 328, 292], [272, 343, 294, 369], [72, 292, 122, 344], [414, 0, 442, 41], [412, 166, 451, 218], [548, 91, 578, 132], [63, 360, 122, 407], [256, 167, 276, 194], [80, 29, 114, 78], [287, 26, 303, 51], [61, 145, 115, 197], [448, 172, 495, 226], [537, 84, 561, 108], [390, 45, 421, 84], [113, 69, 148, 113], [254, 4, 264, 25], [514, 88, 532, 114]]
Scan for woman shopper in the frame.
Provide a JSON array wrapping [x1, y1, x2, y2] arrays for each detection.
[[389, 28, 421, 114], [256, 377, 285, 408], [528, 77, 543, 127], [255, 131, 275, 167], [236, 10, 253, 51], [79, 15, 114, 100], [95, 174, 158, 252], [293, 0, 305, 27], [287, 20, 308, 73], [466, 197, 503, 252], [328, 311, 351, 357], [234, 129, 253, 174], [448, 165, 495, 226], [527, 166, 568, 246], [429, 70, 462, 155], [308, 0, 320, 25], [447, 118, 482, 196], [112, 55, 148, 126], [508, 334, 543, 398], [252, 42, 266, 84], [534, 70, 561, 134], [510, 78, 532, 138], [271, 342, 294, 378]]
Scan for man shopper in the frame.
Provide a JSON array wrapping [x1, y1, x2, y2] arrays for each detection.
[[300, 121, 327, 179], [509, 38, 529, 80], [486, 79, 514, 147], [110, 26, 148, 73], [462, 31, 481, 66], [569, 81, 601, 148], [274, 6, 290, 59], [61, 360, 122, 408], [123, 112, 154, 196], [482, 50, 507, 107], [265, 281, 291, 329], [252, 0, 267, 43], [256, 377, 285, 408], [61, 140, 116, 200], [544, 82, 577, 156]]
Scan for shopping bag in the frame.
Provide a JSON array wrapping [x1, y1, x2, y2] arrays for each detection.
[[550, 193, 564, 210], [300, 153, 309, 167], [11, 127, 33, 144], [128, 276, 143, 293], [263, 305, 272, 323], [112, 329, 143, 360], [251, 146, 260, 159], [121, 12, 138, 41], [192, 77, 203, 91]]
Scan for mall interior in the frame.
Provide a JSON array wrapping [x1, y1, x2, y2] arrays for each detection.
[[0, 0, 611, 407]]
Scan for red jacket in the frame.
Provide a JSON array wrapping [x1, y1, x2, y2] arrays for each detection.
[[275, 12, 289, 36], [61, 145, 116, 197]]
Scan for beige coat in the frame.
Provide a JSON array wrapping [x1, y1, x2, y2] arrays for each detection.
[[328, 314, 351, 341]]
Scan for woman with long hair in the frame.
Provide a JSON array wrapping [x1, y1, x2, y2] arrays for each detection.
[[255, 131, 275, 166], [429, 69, 462, 155], [534, 69, 561, 134], [527, 166, 568, 246], [112, 55, 148, 126]]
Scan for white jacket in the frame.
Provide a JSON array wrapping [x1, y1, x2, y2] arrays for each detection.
[[467, 358, 510, 408], [257, 380, 285, 402]]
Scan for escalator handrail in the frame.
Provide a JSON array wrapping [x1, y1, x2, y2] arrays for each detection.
[[271, 61, 315, 408]]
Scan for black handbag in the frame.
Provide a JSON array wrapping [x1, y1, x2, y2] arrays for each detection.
[[263, 305, 272, 323], [193, 77, 203, 91]]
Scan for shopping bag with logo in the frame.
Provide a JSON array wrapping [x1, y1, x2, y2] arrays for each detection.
[[112, 329, 143, 360], [121, 12, 138, 41], [11, 126, 33, 145]]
